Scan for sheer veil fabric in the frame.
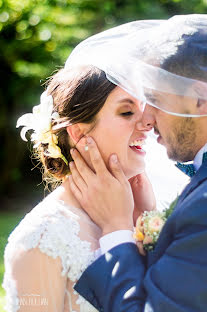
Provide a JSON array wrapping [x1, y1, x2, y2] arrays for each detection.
[[66, 14, 207, 117]]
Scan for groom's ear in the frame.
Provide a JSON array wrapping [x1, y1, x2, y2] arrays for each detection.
[[197, 99, 207, 115], [66, 124, 85, 146]]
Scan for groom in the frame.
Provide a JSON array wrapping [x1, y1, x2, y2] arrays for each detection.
[[69, 15, 207, 311]]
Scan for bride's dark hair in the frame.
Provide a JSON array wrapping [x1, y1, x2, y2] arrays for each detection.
[[38, 65, 116, 184]]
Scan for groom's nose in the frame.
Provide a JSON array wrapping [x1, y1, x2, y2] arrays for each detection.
[[141, 104, 156, 130]]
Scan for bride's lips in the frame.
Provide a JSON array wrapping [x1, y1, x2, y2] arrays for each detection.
[[129, 145, 146, 156], [129, 137, 146, 156]]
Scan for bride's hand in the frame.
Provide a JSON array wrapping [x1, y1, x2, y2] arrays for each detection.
[[129, 172, 156, 226], [69, 137, 134, 236]]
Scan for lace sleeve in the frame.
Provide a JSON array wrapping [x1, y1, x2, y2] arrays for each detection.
[[2, 198, 100, 312], [5, 246, 67, 312]]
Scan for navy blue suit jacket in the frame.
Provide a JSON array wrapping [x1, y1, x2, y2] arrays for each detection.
[[74, 159, 207, 311]]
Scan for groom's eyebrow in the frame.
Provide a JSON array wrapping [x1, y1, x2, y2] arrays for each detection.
[[145, 92, 159, 102]]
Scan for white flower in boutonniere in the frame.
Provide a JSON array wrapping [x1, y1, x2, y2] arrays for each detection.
[[16, 91, 68, 165], [134, 211, 166, 253], [133, 200, 176, 255]]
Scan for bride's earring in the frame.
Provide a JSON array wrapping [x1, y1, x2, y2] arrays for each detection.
[[84, 144, 89, 151]]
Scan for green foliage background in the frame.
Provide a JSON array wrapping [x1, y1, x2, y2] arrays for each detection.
[[1, 0, 207, 206]]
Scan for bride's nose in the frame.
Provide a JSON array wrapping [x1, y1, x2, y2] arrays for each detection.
[[135, 116, 153, 132], [139, 105, 155, 131]]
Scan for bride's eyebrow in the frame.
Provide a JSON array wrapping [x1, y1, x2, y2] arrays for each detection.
[[117, 98, 135, 105]]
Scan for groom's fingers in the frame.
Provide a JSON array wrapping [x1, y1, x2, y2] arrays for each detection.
[[137, 242, 146, 256], [86, 137, 109, 177]]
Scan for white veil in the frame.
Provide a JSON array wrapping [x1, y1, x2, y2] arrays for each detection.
[[65, 14, 207, 117]]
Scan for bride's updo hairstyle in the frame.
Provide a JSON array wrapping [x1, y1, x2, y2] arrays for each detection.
[[40, 65, 116, 182]]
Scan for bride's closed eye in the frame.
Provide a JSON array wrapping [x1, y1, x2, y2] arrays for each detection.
[[121, 111, 134, 116]]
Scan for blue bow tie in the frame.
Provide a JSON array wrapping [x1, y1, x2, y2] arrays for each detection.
[[176, 152, 207, 178]]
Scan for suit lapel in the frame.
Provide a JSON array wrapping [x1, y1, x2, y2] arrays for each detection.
[[148, 160, 207, 267]]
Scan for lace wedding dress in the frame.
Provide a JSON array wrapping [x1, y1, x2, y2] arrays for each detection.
[[2, 192, 101, 312]]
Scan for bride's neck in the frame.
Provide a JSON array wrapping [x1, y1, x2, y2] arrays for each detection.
[[52, 177, 82, 210]]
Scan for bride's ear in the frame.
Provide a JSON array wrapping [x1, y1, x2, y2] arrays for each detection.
[[66, 124, 86, 146]]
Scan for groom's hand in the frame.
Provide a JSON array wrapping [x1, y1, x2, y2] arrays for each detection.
[[69, 137, 134, 235]]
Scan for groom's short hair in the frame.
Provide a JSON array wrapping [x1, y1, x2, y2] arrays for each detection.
[[150, 15, 207, 83]]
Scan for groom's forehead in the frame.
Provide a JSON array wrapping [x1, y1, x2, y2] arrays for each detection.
[[145, 89, 182, 101], [144, 90, 188, 116]]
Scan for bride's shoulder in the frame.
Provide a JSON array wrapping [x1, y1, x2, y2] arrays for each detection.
[[7, 194, 78, 243], [4, 193, 96, 275]]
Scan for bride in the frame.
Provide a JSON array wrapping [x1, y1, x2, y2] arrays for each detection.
[[2, 60, 155, 311]]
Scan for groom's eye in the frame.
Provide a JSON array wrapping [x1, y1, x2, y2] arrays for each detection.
[[121, 112, 134, 116]]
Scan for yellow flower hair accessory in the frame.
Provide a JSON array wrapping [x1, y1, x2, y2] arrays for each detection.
[[16, 91, 68, 166]]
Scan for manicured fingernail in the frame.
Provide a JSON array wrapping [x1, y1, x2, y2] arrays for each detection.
[[69, 161, 74, 168], [70, 148, 77, 155], [67, 174, 72, 180], [111, 154, 118, 163], [87, 137, 93, 144]]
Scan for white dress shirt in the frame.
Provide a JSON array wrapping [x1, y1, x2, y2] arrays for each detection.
[[99, 142, 207, 255], [193, 143, 207, 171]]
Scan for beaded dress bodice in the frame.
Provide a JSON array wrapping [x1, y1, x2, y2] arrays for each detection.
[[2, 193, 101, 312]]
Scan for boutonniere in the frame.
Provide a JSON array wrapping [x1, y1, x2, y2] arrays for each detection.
[[133, 200, 176, 255]]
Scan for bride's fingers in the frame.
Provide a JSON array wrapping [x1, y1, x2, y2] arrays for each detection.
[[70, 148, 94, 184], [86, 137, 109, 177], [69, 161, 88, 192], [109, 154, 128, 184], [68, 174, 83, 203]]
